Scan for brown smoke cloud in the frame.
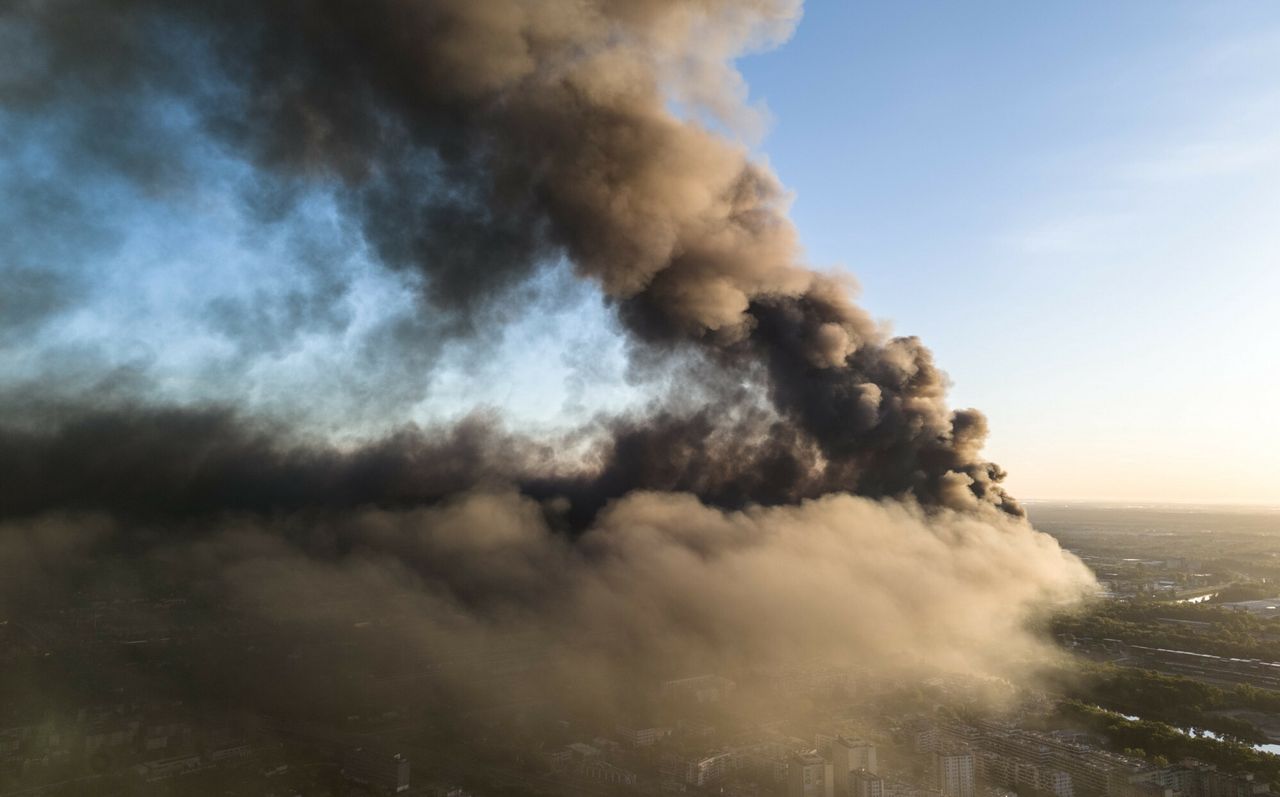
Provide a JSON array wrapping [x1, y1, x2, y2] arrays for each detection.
[[223, 489, 1093, 672], [0, 0, 1097, 729], [0, 492, 1093, 723]]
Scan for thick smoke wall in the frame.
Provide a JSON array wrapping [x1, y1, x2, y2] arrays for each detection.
[[0, 492, 1092, 722], [0, 0, 1095, 727]]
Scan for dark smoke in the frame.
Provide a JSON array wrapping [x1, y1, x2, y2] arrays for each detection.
[[0, 1, 1096, 752], [2, 0, 1017, 516], [0, 401, 901, 531]]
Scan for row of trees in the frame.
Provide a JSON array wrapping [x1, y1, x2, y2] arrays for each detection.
[[1053, 599, 1280, 662], [1056, 701, 1280, 787], [1044, 662, 1276, 743]]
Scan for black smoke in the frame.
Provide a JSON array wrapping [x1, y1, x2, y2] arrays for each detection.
[[2, 0, 1018, 518]]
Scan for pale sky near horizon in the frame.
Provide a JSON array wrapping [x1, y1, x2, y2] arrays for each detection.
[[739, 2, 1280, 505]]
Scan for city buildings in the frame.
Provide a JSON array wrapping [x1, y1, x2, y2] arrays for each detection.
[[789, 750, 835, 797], [341, 747, 411, 794], [616, 722, 672, 747], [920, 718, 1195, 797], [582, 759, 639, 786], [831, 736, 879, 796], [852, 768, 887, 797], [935, 749, 976, 797]]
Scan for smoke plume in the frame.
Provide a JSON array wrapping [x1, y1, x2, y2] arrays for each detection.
[[0, 0, 1094, 730]]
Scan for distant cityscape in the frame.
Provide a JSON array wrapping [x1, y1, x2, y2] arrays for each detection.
[[3, 504, 1280, 795], [1, 627, 1275, 797]]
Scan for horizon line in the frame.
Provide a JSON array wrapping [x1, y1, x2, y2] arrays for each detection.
[[1021, 497, 1280, 510]]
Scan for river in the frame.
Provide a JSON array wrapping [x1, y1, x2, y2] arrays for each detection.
[[1119, 713, 1280, 755]]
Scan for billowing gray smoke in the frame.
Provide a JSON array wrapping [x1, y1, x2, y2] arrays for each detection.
[[0, 0, 1094, 728], [5, 0, 1014, 516]]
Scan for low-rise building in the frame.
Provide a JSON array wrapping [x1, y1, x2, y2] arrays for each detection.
[[583, 759, 639, 786], [342, 747, 410, 794], [789, 751, 834, 797]]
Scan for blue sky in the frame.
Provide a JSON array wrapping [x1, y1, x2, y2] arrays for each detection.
[[737, 2, 1280, 503]]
